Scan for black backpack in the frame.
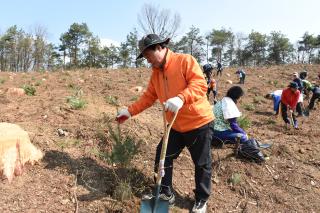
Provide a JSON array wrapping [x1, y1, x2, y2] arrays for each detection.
[[237, 139, 265, 163]]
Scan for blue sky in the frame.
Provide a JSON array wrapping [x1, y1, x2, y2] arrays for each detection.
[[0, 0, 319, 46]]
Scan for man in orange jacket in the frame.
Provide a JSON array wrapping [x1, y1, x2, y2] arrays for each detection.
[[116, 34, 214, 212]]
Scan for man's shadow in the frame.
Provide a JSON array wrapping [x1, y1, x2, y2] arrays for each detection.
[[43, 150, 192, 210]]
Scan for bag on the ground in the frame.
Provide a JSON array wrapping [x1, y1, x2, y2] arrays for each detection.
[[237, 138, 265, 162]]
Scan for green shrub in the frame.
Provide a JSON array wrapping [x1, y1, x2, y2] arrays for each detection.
[[67, 96, 87, 109], [229, 173, 241, 185], [237, 116, 251, 130], [107, 123, 140, 167], [96, 129, 107, 142], [242, 103, 256, 111], [113, 180, 133, 201], [22, 84, 36, 96], [66, 86, 86, 109]]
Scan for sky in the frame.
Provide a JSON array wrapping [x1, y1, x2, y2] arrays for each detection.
[[0, 0, 319, 46]]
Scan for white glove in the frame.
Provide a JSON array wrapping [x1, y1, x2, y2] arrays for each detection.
[[116, 109, 131, 124], [244, 134, 249, 141], [164, 97, 183, 113]]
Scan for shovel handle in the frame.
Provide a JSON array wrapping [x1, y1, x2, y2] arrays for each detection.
[[289, 110, 295, 127], [155, 106, 178, 186]]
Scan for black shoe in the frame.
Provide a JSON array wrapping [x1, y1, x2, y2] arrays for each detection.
[[159, 193, 175, 206], [192, 200, 208, 213], [142, 192, 175, 207]]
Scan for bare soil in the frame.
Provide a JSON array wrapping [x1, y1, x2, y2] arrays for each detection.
[[0, 64, 319, 213]]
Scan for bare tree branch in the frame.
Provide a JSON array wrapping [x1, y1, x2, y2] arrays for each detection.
[[137, 3, 181, 39]]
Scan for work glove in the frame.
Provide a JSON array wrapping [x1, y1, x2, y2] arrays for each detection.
[[164, 96, 183, 113], [244, 134, 249, 141], [115, 109, 131, 124]]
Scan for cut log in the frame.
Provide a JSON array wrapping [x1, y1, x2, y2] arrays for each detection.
[[0, 123, 43, 182], [7, 88, 25, 96]]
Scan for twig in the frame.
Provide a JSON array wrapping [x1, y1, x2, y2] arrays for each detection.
[[236, 200, 242, 209], [246, 180, 260, 193], [101, 196, 118, 202], [247, 201, 257, 205], [228, 210, 240, 213], [265, 165, 273, 175], [287, 183, 308, 191], [74, 170, 79, 213]]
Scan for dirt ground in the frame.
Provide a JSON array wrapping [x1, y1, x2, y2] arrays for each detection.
[[0, 64, 319, 213]]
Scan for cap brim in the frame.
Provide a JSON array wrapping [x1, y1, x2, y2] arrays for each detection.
[[136, 38, 170, 60]]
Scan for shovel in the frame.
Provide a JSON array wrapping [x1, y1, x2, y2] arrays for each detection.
[[257, 141, 273, 149], [289, 109, 295, 128], [140, 107, 178, 213], [303, 108, 310, 116]]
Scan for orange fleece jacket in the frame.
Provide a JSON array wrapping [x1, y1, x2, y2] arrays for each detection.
[[128, 49, 214, 132]]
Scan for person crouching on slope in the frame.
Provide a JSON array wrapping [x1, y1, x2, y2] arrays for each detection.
[[116, 34, 214, 213], [265, 90, 282, 115], [280, 82, 300, 129], [292, 72, 304, 116], [306, 84, 320, 112], [212, 86, 248, 144]]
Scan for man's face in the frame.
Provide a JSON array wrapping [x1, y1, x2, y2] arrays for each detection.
[[143, 46, 165, 68], [290, 87, 297, 93]]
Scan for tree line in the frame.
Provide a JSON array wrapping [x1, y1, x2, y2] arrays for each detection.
[[1, 6, 320, 72]]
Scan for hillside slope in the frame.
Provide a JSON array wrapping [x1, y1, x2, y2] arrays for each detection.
[[0, 65, 319, 212]]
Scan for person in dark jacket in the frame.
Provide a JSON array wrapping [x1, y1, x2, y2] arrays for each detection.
[[236, 69, 246, 84], [292, 72, 304, 116], [217, 61, 223, 77], [203, 64, 217, 103], [280, 82, 300, 129], [293, 72, 303, 91], [299, 70, 308, 80], [307, 85, 320, 110]]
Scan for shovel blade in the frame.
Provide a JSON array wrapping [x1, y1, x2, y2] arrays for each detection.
[[258, 143, 272, 149], [140, 198, 169, 213]]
